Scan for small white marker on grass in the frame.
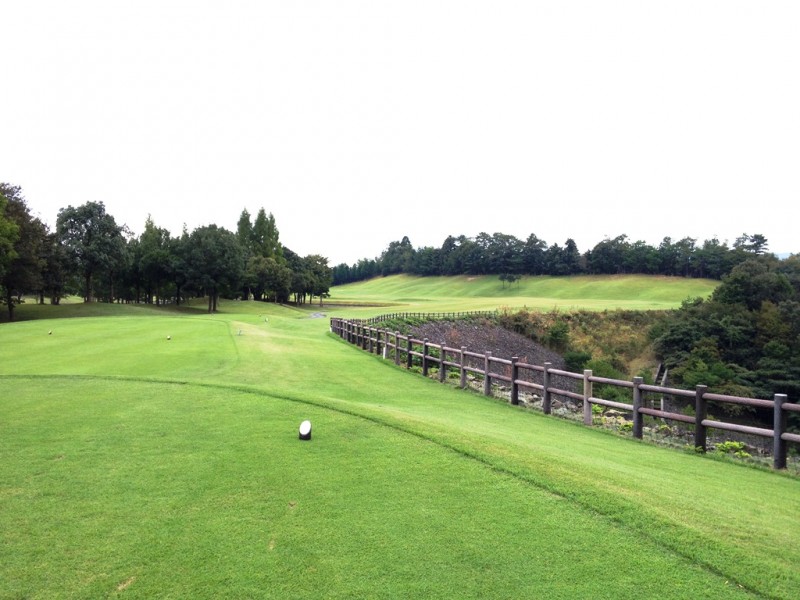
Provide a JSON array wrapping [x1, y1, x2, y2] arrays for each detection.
[[298, 420, 312, 441]]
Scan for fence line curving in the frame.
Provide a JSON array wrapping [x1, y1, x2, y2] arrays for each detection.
[[330, 315, 799, 470]]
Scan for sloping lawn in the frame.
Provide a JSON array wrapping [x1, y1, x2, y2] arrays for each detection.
[[1, 283, 797, 598]]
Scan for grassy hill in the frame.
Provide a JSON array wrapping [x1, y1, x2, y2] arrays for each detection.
[[3, 276, 798, 599], [328, 274, 718, 313]]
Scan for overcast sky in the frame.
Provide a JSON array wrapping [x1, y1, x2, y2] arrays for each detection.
[[3, 1, 798, 265]]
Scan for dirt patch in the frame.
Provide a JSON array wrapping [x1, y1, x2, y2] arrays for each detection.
[[117, 577, 136, 591], [411, 321, 564, 367], [410, 320, 580, 405]]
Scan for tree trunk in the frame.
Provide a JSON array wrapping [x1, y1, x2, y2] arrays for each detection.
[[84, 272, 93, 302], [5, 290, 14, 321]]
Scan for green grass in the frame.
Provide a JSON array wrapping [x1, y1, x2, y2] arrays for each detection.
[[4, 377, 762, 599], [328, 274, 718, 313], [2, 275, 798, 599]]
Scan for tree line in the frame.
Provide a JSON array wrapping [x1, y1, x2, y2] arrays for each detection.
[[332, 231, 773, 285], [0, 183, 332, 320], [651, 253, 800, 407]]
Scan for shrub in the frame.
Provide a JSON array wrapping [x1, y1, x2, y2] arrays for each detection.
[[586, 358, 629, 404], [564, 350, 592, 372], [714, 440, 751, 458], [547, 320, 570, 352]]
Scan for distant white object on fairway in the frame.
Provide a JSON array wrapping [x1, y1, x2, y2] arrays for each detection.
[[167, 335, 171, 340], [299, 420, 312, 441]]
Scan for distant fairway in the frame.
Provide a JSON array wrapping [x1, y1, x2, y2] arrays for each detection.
[[2, 276, 798, 599], [328, 273, 718, 313]]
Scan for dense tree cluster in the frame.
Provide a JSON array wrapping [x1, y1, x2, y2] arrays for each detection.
[[651, 254, 800, 405], [332, 231, 772, 285], [0, 183, 332, 319]]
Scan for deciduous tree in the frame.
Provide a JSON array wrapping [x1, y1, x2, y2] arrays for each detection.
[[56, 201, 126, 302], [185, 225, 243, 312]]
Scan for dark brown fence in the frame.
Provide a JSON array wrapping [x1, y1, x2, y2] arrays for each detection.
[[330, 316, 800, 470], [348, 311, 496, 325]]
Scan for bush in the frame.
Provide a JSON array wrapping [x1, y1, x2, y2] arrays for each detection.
[[565, 350, 592, 372], [586, 358, 629, 404], [547, 321, 570, 352], [714, 440, 751, 458]]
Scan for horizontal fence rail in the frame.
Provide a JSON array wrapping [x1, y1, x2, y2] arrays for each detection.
[[348, 310, 497, 325], [330, 316, 799, 470]]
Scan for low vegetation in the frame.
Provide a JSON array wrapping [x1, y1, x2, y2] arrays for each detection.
[[2, 276, 799, 599]]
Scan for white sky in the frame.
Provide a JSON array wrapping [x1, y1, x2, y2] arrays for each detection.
[[2, 1, 798, 266]]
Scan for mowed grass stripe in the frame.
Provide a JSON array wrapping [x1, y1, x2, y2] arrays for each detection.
[[1, 377, 757, 599], [328, 274, 718, 312]]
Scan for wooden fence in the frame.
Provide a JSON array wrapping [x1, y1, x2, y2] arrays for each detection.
[[330, 315, 800, 470], [348, 311, 496, 325]]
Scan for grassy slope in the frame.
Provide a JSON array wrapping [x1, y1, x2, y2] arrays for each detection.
[[3, 276, 798, 599], [328, 274, 718, 313]]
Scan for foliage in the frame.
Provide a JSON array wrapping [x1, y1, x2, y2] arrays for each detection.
[[586, 357, 631, 403], [137, 216, 172, 303], [1, 184, 47, 320], [332, 229, 771, 285], [185, 225, 243, 312], [56, 201, 127, 302], [714, 440, 751, 459], [653, 256, 800, 407], [0, 183, 333, 310], [564, 350, 593, 372], [497, 306, 665, 378], [546, 320, 570, 352], [499, 272, 521, 288], [0, 187, 20, 284]]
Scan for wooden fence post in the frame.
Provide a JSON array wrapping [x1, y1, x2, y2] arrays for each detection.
[[542, 362, 552, 414], [368, 327, 374, 353], [774, 393, 788, 470], [483, 351, 492, 396], [510, 357, 519, 405], [394, 332, 401, 365], [406, 336, 413, 369], [583, 370, 593, 425], [459, 346, 467, 389], [632, 376, 643, 439], [422, 339, 429, 377], [439, 344, 446, 383], [694, 384, 708, 451]]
